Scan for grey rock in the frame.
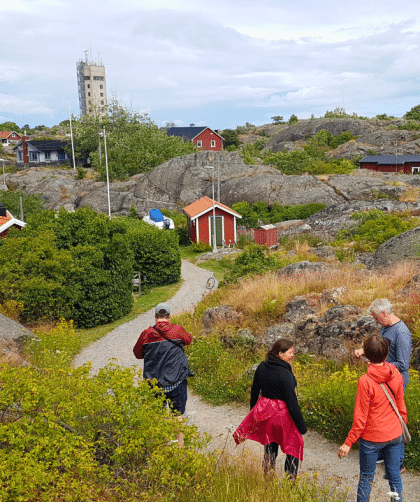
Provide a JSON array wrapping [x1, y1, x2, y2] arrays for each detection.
[[0, 313, 35, 366], [262, 323, 295, 347], [278, 261, 328, 276], [369, 225, 420, 269], [310, 246, 337, 259], [283, 298, 316, 323], [202, 305, 243, 332]]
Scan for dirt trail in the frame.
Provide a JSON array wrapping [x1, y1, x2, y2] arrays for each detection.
[[75, 260, 420, 501]]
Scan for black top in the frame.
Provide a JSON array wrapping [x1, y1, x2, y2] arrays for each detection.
[[250, 355, 307, 435]]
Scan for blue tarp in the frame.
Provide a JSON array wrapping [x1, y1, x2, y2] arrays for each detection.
[[149, 209, 165, 222]]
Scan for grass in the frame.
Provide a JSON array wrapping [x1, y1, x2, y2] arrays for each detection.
[[178, 453, 350, 502]]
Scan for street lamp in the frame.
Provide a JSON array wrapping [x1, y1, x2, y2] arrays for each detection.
[[205, 166, 217, 253]]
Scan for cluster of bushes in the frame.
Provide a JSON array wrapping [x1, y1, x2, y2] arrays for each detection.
[[333, 209, 419, 253], [232, 200, 326, 228], [0, 191, 45, 220], [0, 207, 181, 327], [262, 129, 357, 175], [0, 320, 211, 502]]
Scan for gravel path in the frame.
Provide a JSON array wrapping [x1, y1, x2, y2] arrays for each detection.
[[74, 260, 420, 502]]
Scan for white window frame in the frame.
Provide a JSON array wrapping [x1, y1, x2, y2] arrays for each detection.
[[412, 167, 420, 174], [210, 140, 216, 148], [196, 140, 202, 147]]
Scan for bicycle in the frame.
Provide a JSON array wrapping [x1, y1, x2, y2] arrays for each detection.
[[206, 271, 216, 289]]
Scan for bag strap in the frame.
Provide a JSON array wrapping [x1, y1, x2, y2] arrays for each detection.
[[379, 383, 404, 422], [153, 325, 184, 351]]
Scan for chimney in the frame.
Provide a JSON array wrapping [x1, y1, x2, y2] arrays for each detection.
[[0, 203, 6, 217], [190, 123, 195, 127], [21, 136, 29, 164]]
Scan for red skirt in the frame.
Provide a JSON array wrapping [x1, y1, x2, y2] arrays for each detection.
[[233, 396, 304, 460]]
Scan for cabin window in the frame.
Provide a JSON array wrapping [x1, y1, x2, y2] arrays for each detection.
[[29, 151, 38, 161], [211, 140, 216, 147], [197, 140, 202, 147], [413, 167, 420, 174], [44, 151, 51, 160]]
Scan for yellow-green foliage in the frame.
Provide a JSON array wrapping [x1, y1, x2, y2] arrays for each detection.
[[1, 322, 211, 501], [295, 359, 420, 470], [179, 454, 349, 502]]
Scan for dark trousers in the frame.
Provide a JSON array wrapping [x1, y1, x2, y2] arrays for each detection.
[[264, 442, 299, 476]]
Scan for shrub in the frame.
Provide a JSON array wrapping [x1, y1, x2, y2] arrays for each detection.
[[334, 209, 419, 252], [0, 191, 44, 220], [1, 341, 210, 501], [190, 240, 212, 253]]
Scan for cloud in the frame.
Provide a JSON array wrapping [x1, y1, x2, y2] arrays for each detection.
[[1, 1, 420, 127]]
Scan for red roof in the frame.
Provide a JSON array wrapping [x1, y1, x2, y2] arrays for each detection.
[[0, 212, 12, 225], [183, 196, 242, 219], [0, 131, 21, 139]]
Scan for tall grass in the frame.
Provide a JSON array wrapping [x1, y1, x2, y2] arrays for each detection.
[[178, 454, 349, 502]]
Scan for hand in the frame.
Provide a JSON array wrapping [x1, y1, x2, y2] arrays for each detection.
[[338, 443, 350, 458], [354, 348, 364, 358]]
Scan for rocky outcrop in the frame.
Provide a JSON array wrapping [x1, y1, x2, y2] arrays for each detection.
[[368, 225, 420, 269], [264, 118, 420, 159], [261, 298, 379, 361], [202, 305, 243, 332], [276, 200, 420, 239]]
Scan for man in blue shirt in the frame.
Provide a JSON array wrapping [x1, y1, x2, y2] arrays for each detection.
[[355, 298, 412, 472]]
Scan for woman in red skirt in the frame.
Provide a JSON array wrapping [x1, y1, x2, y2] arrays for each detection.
[[233, 339, 307, 477]]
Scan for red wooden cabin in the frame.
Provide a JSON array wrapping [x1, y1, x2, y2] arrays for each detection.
[[183, 196, 242, 247]]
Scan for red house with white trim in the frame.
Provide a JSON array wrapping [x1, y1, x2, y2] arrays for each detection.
[[359, 155, 420, 174], [167, 126, 224, 151], [183, 196, 242, 247], [0, 131, 22, 146], [0, 203, 26, 238]]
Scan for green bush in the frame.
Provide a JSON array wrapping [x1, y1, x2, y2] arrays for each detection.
[[232, 201, 326, 228], [190, 240, 212, 253], [1, 323, 210, 501], [0, 207, 178, 327], [121, 218, 181, 286], [334, 209, 419, 252], [0, 191, 44, 220]]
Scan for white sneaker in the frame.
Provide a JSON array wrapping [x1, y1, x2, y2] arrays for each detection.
[[376, 459, 384, 464]]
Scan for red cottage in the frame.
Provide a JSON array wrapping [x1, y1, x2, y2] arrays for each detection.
[[183, 196, 242, 247], [166, 126, 224, 151], [0, 131, 22, 146], [359, 155, 420, 174]]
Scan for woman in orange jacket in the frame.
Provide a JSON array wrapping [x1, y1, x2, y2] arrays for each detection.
[[338, 334, 407, 502]]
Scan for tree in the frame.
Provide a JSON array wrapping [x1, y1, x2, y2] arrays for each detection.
[[271, 116, 284, 124], [288, 114, 298, 125], [221, 129, 240, 149], [0, 121, 21, 132], [404, 105, 420, 121]]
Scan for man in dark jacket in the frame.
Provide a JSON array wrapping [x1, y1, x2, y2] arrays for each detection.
[[133, 303, 192, 446]]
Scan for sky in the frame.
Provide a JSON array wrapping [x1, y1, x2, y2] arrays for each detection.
[[1, 0, 420, 130]]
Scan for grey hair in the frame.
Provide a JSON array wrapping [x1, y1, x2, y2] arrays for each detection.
[[369, 298, 393, 315]]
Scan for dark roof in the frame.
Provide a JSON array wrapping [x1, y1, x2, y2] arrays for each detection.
[[166, 126, 208, 140], [166, 126, 223, 141], [360, 155, 420, 165], [13, 140, 68, 151]]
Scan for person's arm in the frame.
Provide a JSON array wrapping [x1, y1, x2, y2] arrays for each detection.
[[395, 378, 408, 424], [391, 324, 411, 374], [344, 378, 370, 447], [250, 367, 261, 410], [179, 326, 193, 346], [282, 372, 307, 435], [133, 331, 146, 359]]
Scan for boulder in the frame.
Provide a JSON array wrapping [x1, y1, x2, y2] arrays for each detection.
[[0, 314, 35, 366], [278, 261, 328, 276], [368, 225, 420, 269], [202, 305, 243, 332]]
